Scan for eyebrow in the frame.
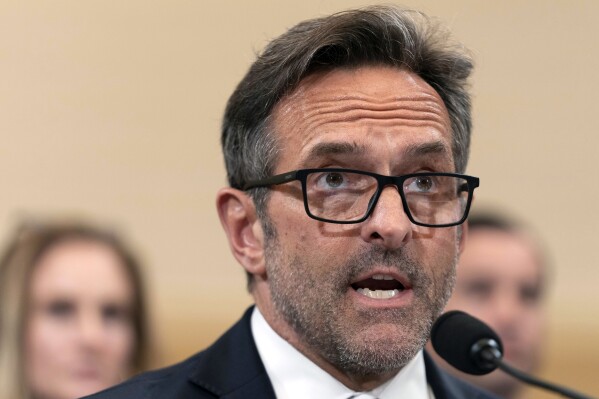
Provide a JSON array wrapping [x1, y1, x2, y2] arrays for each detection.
[[305, 141, 366, 161], [404, 141, 450, 158], [301, 139, 451, 168]]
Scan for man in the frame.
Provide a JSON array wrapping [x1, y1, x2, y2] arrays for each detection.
[[431, 212, 548, 398], [86, 5, 496, 398]]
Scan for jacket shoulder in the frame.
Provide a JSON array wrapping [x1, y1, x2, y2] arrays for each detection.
[[82, 307, 273, 399], [424, 351, 501, 399]]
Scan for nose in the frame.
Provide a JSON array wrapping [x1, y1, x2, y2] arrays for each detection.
[[360, 185, 412, 249], [77, 311, 106, 351], [490, 290, 524, 339]]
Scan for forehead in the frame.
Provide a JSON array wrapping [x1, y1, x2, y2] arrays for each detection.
[[270, 65, 453, 171], [29, 239, 133, 303], [459, 229, 543, 281]]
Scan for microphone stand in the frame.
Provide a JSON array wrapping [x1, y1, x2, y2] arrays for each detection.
[[432, 312, 597, 399], [479, 347, 596, 399]]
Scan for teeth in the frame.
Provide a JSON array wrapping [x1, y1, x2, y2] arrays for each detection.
[[356, 287, 399, 299], [372, 274, 394, 281]]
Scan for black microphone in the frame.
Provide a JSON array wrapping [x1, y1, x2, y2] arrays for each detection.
[[431, 310, 596, 399]]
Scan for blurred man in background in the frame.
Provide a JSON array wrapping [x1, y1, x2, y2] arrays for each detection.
[[432, 212, 548, 398]]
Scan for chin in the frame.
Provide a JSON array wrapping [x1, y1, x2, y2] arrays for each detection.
[[344, 326, 424, 368]]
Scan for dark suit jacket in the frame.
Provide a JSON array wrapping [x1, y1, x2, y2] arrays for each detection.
[[84, 307, 499, 399]]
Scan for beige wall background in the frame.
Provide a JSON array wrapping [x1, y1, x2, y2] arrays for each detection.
[[1, 1, 597, 397]]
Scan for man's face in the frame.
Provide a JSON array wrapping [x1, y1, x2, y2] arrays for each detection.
[[443, 228, 546, 396], [259, 66, 463, 378]]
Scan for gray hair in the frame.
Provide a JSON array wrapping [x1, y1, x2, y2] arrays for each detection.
[[222, 5, 474, 216], [221, 6, 474, 290]]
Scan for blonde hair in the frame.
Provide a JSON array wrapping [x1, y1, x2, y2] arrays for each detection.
[[0, 220, 157, 399]]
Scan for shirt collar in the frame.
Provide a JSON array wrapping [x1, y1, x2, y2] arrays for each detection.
[[251, 307, 433, 399]]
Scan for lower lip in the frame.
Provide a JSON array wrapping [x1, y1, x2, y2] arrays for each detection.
[[349, 287, 413, 308], [73, 370, 102, 380]]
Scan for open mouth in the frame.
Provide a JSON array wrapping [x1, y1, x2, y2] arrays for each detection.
[[351, 273, 406, 300]]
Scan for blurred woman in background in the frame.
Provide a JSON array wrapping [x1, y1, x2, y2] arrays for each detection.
[[0, 220, 156, 399]]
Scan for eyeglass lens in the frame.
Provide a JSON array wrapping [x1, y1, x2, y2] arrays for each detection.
[[304, 171, 470, 225]]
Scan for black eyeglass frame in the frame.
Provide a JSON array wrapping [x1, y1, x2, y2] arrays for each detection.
[[243, 168, 479, 228]]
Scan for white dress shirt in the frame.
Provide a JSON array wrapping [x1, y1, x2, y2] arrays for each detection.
[[251, 307, 435, 399]]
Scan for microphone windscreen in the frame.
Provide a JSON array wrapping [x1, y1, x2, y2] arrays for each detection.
[[431, 310, 503, 375]]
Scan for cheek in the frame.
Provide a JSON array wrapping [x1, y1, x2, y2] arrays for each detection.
[[25, 317, 67, 369], [273, 221, 353, 285], [416, 230, 459, 274], [444, 293, 476, 312], [520, 307, 546, 341], [292, 225, 352, 264], [271, 203, 314, 249], [104, 323, 136, 368], [24, 317, 72, 395]]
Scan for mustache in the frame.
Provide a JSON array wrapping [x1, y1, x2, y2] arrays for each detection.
[[340, 246, 429, 288]]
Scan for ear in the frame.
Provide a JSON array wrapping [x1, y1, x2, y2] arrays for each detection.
[[458, 219, 468, 254], [216, 187, 266, 278]]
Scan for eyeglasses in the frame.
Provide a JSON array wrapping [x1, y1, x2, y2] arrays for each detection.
[[243, 168, 479, 227]]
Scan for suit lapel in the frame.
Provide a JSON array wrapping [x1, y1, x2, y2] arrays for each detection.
[[185, 309, 491, 399], [187, 307, 277, 398], [424, 351, 496, 399]]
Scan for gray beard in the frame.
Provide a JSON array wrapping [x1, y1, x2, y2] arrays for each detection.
[[262, 221, 457, 377]]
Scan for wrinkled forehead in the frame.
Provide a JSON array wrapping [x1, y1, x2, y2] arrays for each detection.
[[277, 65, 448, 114], [269, 65, 453, 169]]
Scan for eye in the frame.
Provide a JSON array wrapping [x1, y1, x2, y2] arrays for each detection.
[[308, 170, 374, 194], [312, 171, 350, 190], [520, 284, 542, 304], [462, 280, 493, 300], [405, 175, 436, 193], [415, 177, 433, 191], [102, 304, 131, 324], [46, 300, 75, 318], [325, 172, 345, 188]]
